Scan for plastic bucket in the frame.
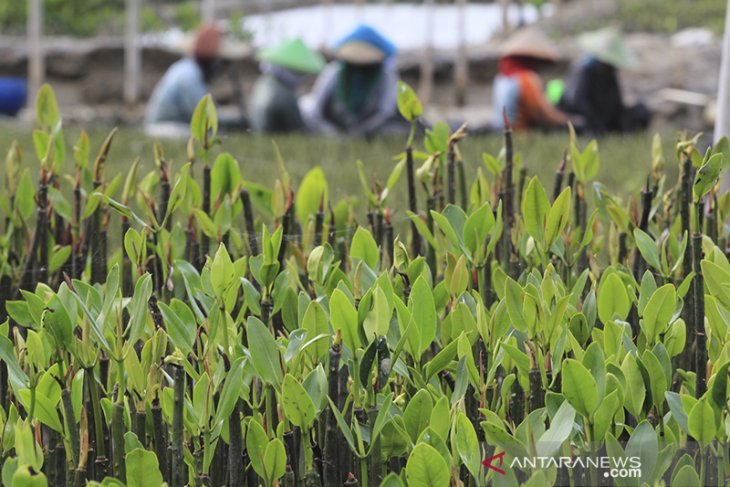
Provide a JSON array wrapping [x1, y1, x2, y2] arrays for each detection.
[[0, 77, 27, 116]]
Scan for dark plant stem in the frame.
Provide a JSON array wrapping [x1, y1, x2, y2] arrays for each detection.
[[228, 401, 243, 487], [447, 144, 456, 204], [240, 189, 259, 256], [552, 153, 566, 202], [121, 218, 133, 295], [159, 162, 171, 231], [405, 146, 421, 256], [618, 232, 628, 264], [426, 196, 437, 274], [314, 194, 325, 248], [151, 398, 169, 484], [679, 157, 694, 376], [632, 181, 653, 280], [171, 365, 186, 487], [458, 159, 468, 209], [517, 167, 528, 209], [384, 211, 394, 267], [693, 232, 707, 396], [62, 388, 80, 468], [202, 164, 211, 261], [502, 110, 515, 233], [112, 401, 126, 482], [323, 344, 342, 485]]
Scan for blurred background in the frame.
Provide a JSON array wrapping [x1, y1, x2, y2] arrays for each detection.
[[0, 0, 727, 199], [0, 0, 724, 131]]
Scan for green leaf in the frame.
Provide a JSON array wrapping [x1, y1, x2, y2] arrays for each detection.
[[687, 397, 716, 445], [634, 229, 661, 271], [403, 389, 433, 442], [545, 186, 571, 247], [214, 357, 246, 425], [263, 439, 287, 485], [593, 389, 621, 441], [125, 448, 164, 487], [18, 389, 62, 432], [158, 301, 195, 356], [408, 276, 437, 356], [425, 339, 458, 381], [281, 375, 316, 428], [450, 255, 469, 298], [325, 397, 356, 452], [537, 400, 575, 458], [521, 176, 549, 244], [405, 443, 450, 487], [302, 301, 330, 360], [406, 211, 439, 250], [350, 226, 379, 269], [36, 84, 60, 131], [625, 421, 658, 485], [641, 351, 667, 412], [396, 81, 423, 121], [380, 473, 405, 487], [363, 286, 391, 339], [641, 284, 676, 344], [462, 202, 494, 259], [210, 153, 241, 202], [296, 166, 328, 225], [671, 464, 701, 487], [246, 317, 283, 386], [562, 359, 599, 418], [10, 465, 48, 487], [246, 419, 269, 478], [330, 288, 360, 352], [127, 274, 153, 345], [190, 94, 218, 146], [621, 353, 646, 419], [455, 412, 481, 480], [693, 152, 723, 201], [597, 273, 631, 324], [504, 277, 526, 332], [710, 362, 729, 410]]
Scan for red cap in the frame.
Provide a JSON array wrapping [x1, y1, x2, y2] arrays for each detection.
[[194, 24, 222, 59]]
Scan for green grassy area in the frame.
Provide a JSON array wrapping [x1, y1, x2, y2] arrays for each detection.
[[0, 123, 683, 241], [618, 0, 726, 35]]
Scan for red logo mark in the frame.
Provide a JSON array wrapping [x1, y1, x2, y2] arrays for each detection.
[[482, 451, 506, 475]]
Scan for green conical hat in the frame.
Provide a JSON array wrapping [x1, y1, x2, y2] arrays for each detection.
[[578, 27, 638, 69], [257, 39, 325, 74]]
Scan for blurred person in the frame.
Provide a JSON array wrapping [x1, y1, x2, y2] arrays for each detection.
[[558, 27, 650, 134], [301, 24, 406, 136], [145, 24, 237, 137], [250, 39, 325, 133], [492, 28, 570, 131]]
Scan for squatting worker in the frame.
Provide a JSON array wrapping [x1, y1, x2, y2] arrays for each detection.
[[145, 24, 232, 137], [558, 27, 651, 134], [250, 39, 325, 133], [301, 24, 406, 136], [492, 28, 570, 131]]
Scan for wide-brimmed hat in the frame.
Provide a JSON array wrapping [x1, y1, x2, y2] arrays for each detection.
[[578, 27, 637, 69], [333, 25, 396, 64], [500, 28, 560, 61], [176, 23, 250, 60], [257, 39, 325, 74]]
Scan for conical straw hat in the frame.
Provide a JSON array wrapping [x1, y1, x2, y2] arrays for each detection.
[[578, 27, 637, 69], [500, 28, 560, 61], [257, 39, 325, 74]]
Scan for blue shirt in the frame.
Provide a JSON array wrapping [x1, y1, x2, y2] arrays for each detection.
[[145, 58, 208, 125]]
